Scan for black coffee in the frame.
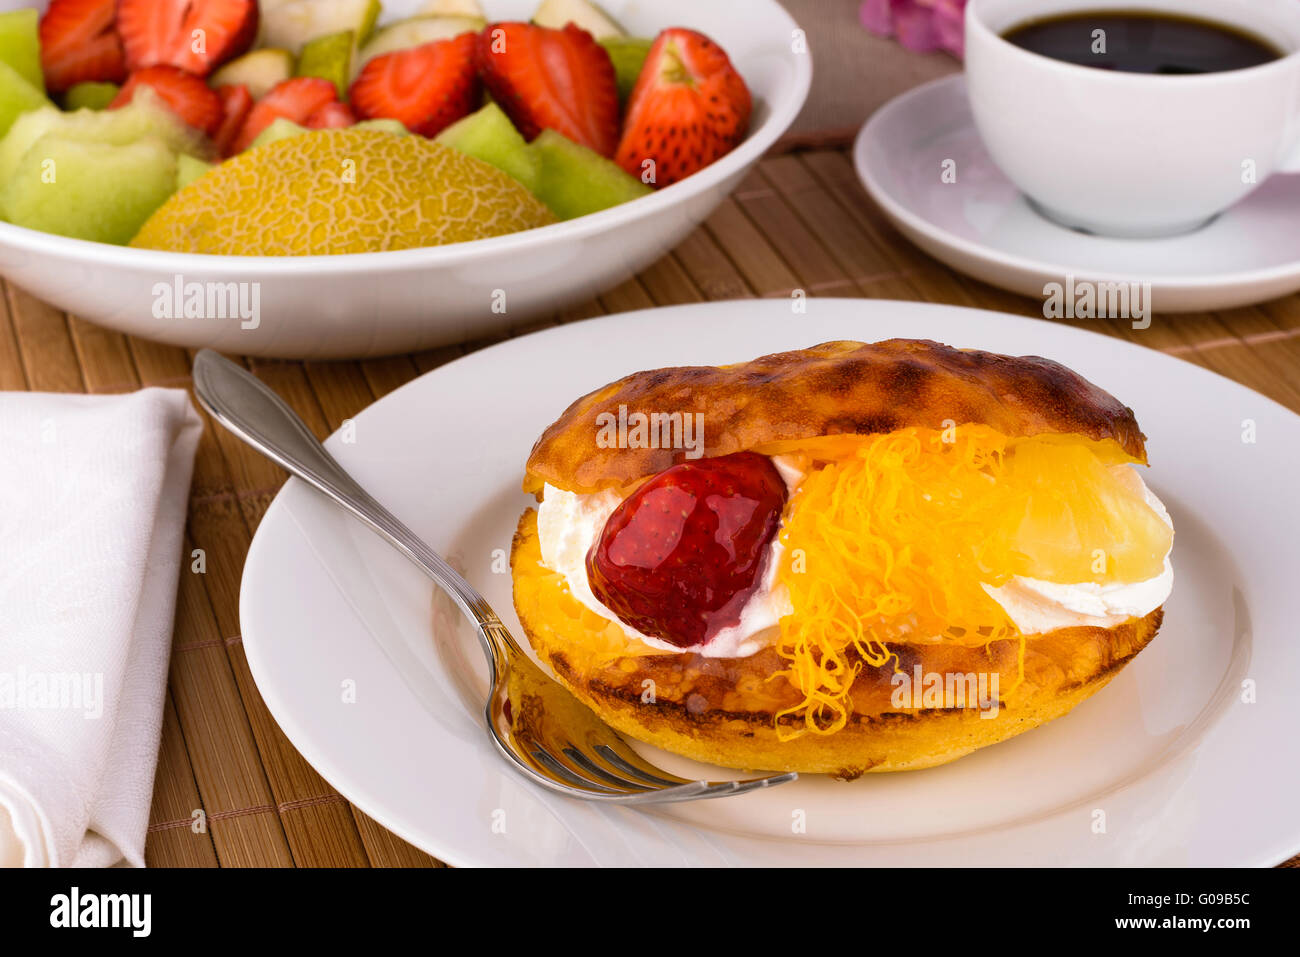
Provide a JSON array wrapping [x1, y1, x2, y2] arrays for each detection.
[[1003, 11, 1283, 75]]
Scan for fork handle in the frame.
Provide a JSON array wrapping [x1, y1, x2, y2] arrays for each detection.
[[191, 350, 519, 677]]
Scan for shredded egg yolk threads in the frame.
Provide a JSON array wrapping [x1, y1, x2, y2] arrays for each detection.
[[773, 426, 1024, 738]]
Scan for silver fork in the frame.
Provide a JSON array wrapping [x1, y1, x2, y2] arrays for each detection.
[[192, 350, 797, 805]]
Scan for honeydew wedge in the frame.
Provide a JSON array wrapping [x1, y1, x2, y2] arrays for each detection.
[[0, 92, 207, 185], [0, 60, 51, 139], [1, 135, 177, 245], [176, 154, 215, 190], [210, 48, 295, 99], [436, 101, 539, 193], [354, 16, 485, 78], [261, 0, 382, 56], [530, 128, 650, 219], [296, 30, 354, 98], [532, 0, 625, 39], [63, 81, 121, 111], [0, 9, 43, 91]]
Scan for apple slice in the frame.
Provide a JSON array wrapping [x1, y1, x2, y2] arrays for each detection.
[[414, 0, 485, 17], [210, 48, 295, 99], [261, 0, 381, 56], [353, 16, 485, 79], [0, 9, 43, 92], [296, 31, 354, 98], [64, 81, 121, 111], [599, 36, 651, 102], [532, 0, 625, 40]]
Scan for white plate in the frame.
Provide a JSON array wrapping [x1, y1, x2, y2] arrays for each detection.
[[854, 75, 1300, 312], [0, 0, 809, 359], [240, 299, 1300, 866]]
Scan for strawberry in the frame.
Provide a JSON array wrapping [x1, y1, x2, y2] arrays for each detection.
[[229, 77, 338, 154], [305, 101, 358, 130], [348, 34, 478, 138], [615, 28, 752, 188], [111, 66, 224, 136], [116, 0, 258, 77], [475, 22, 619, 157], [38, 0, 126, 94], [212, 83, 253, 156], [587, 452, 786, 648]]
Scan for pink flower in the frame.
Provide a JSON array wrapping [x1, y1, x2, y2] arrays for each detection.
[[860, 0, 967, 58]]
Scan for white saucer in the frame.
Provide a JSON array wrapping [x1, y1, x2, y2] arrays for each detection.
[[854, 75, 1300, 312]]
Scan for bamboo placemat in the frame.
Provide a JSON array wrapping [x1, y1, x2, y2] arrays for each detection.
[[2, 147, 1297, 868]]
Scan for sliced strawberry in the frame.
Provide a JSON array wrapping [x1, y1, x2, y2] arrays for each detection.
[[587, 452, 787, 648], [230, 77, 338, 154], [475, 22, 619, 157], [615, 28, 752, 188], [39, 0, 126, 93], [211, 83, 253, 156], [305, 101, 357, 130], [111, 66, 224, 135], [348, 34, 478, 138], [117, 0, 257, 77]]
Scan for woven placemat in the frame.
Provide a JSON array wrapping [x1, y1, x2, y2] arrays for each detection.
[[2, 148, 1296, 867]]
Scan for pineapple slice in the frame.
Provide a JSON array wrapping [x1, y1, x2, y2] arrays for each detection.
[[1001, 439, 1172, 585]]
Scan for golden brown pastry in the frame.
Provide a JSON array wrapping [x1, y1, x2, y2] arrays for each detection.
[[511, 339, 1174, 777]]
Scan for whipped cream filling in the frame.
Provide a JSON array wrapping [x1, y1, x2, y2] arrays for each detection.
[[981, 468, 1174, 633], [536, 460, 1174, 658]]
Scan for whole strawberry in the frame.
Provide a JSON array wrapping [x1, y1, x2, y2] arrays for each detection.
[[615, 28, 752, 188], [586, 452, 785, 649]]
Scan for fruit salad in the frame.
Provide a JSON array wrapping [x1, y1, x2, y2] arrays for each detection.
[[0, 0, 753, 252]]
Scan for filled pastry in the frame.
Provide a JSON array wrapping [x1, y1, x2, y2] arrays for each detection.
[[511, 339, 1173, 777]]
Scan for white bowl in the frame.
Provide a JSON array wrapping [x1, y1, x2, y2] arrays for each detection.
[[0, 0, 811, 358]]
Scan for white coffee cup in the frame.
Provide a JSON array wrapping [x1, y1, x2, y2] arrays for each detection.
[[965, 0, 1300, 238]]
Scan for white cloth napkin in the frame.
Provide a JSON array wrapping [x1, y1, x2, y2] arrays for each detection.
[[0, 388, 202, 867]]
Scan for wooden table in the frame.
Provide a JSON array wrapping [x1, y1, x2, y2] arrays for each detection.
[[3, 148, 1297, 867]]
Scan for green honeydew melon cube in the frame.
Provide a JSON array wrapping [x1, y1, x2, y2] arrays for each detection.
[[0, 59, 50, 139], [1, 135, 178, 245], [436, 102, 539, 193], [530, 128, 651, 219]]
